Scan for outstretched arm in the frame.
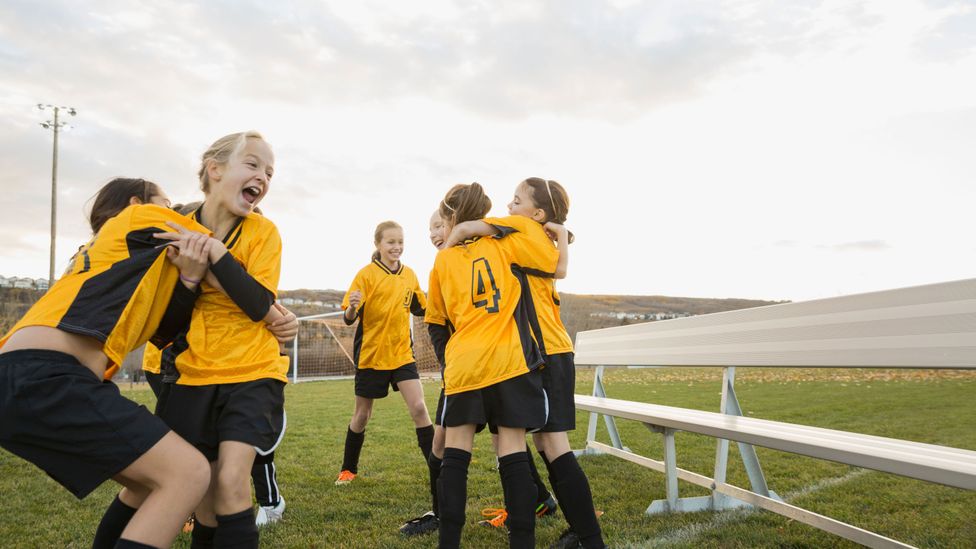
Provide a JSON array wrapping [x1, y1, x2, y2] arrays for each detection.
[[444, 220, 498, 248]]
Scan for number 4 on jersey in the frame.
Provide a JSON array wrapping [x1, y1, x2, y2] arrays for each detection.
[[471, 258, 501, 313]]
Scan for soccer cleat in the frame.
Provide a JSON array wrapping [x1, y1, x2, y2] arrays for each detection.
[[255, 497, 286, 526], [478, 507, 508, 528], [550, 529, 581, 549], [335, 470, 357, 485], [398, 511, 439, 536], [535, 495, 558, 518]]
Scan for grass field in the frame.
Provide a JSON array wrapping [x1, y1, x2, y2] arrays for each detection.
[[1, 367, 974, 548]]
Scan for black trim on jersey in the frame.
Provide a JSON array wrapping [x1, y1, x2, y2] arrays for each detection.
[[192, 205, 245, 247], [343, 307, 359, 326], [80, 248, 91, 274], [161, 334, 186, 383], [488, 224, 518, 239], [552, 292, 560, 306], [372, 258, 403, 276], [150, 280, 200, 349], [210, 253, 275, 322], [410, 293, 425, 317], [57, 227, 169, 342], [512, 266, 548, 356], [352, 309, 364, 367]]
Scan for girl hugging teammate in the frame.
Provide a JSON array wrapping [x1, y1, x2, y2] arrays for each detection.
[[448, 178, 606, 548], [336, 221, 434, 485], [426, 182, 559, 549], [0, 178, 213, 549]]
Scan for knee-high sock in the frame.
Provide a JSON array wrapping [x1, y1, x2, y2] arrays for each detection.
[[341, 426, 366, 473], [526, 451, 552, 504], [190, 522, 217, 549], [113, 540, 156, 549], [92, 494, 137, 549], [251, 451, 280, 507], [416, 425, 434, 462], [499, 452, 536, 549], [214, 508, 258, 549], [428, 452, 443, 516], [437, 448, 471, 549], [550, 452, 604, 549]]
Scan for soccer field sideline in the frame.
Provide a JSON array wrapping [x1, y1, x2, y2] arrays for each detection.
[[1, 368, 973, 547]]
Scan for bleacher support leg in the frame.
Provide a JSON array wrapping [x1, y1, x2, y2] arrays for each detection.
[[581, 365, 628, 455]]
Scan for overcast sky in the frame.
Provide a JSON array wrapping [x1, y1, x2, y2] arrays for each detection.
[[1, 0, 974, 302]]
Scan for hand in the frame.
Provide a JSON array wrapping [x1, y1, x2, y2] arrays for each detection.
[[543, 221, 568, 242], [267, 302, 298, 343], [345, 290, 362, 319], [158, 224, 212, 289]]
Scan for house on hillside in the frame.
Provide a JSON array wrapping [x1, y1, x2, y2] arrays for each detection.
[[12, 278, 33, 289], [0, 276, 11, 288], [34, 278, 49, 290]]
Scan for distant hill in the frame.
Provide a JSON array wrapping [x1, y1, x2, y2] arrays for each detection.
[[0, 287, 784, 345]]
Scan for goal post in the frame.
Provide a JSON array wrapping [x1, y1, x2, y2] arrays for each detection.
[[292, 312, 440, 383]]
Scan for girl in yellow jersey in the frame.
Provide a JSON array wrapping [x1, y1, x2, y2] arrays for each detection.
[[447, 178, 606, 548], [153, 131, 292, 548], [336, 220, 433, 485], [427, 182, 559, 549], [0, 178, 214, 549]]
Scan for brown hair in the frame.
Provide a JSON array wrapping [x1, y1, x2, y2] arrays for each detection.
[[522, 177, 574, 244], [439, 182, 492, 226], [372, 220, 402, 261], [88, 177, 163, 233], [197, 131, 266, 193]]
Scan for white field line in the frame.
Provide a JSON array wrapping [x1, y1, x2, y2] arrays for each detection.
[[615, 468, 872, 548]]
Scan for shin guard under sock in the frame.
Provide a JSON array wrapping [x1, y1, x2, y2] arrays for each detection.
[[428, 453, 443, 516], [550, 452, 605, 549], [93, 494, 138, 549], [214, 509, 258, 549], [341, 426, 366, 473], [416, 424, 434, 462], [437, 448, 471, 549], [526, 451, 552, 504], [499, 452, 536, 549], [190, 522, 216, 549]]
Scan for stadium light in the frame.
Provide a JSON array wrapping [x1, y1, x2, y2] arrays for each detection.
[[37, 103, 77, 286]]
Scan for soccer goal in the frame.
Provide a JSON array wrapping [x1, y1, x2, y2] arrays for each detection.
[[291, 312, 440, 383]]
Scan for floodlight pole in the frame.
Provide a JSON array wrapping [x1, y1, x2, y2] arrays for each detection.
[[38, 104, 77, 285]]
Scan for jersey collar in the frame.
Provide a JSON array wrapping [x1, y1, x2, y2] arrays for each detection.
[[372, 258, 403, 275]]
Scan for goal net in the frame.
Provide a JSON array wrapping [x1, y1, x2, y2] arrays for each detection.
[[291, 312, 440, 382]]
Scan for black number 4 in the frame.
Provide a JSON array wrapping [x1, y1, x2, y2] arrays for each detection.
[[471, 258, 501, 313]]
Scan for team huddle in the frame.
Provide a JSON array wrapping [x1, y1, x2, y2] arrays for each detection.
[[0, 131, 606, 549]]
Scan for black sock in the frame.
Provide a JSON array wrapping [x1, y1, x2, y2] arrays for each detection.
[[416, 425, 434, 462], [113, 540, 156, 549], [251, 451, 279, 507], [93, 494, 138, 549], [214, 509, 258, 549], [428, 453, 443, 517], [526, 451, 552, 504], [341, 426, 366, 473], [550, 452, 604, 549], [499, 452, 536, 549], [190, 521, 216, 549], [437, 448, 471, 549]]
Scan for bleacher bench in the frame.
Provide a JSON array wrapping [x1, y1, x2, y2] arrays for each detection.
[[573, 278, 976, 549]]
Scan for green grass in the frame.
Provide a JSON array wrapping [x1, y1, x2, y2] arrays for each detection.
[[1, 368, 974, 548]]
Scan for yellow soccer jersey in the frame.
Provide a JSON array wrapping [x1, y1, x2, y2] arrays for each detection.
[[0, 204, 210, 379], [343, 259, 427, 371], [485, 216, 574, 356], [142, 341, 162, 375], [173, 210, 289, 385], [426, 225, 558, 395]]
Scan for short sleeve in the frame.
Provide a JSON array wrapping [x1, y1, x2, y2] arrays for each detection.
[[342, 268, 369, 311], [424, 259, 447, 326], [243, 219, 282, 297], [484, 216, 558, 275]]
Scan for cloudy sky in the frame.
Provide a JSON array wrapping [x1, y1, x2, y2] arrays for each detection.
[[1, 0, 974, 302]]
